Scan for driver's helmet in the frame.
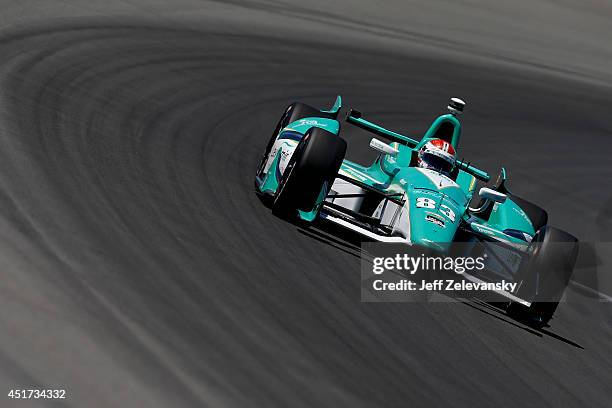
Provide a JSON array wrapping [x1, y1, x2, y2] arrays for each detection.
[[417, 139, 456, 174]]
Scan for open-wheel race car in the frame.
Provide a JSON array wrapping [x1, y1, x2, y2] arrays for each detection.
[[254, 96, 579, 326]]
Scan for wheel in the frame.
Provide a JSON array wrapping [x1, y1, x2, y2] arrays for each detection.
[[507, 226, 579, 326], [256, 102, 335, 180], [272, 127, 346, 220]]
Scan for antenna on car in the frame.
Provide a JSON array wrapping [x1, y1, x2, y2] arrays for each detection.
[[447, 97, 465, 116]]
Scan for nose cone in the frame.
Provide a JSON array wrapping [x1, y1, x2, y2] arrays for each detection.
[[412, 237, 450, 254]]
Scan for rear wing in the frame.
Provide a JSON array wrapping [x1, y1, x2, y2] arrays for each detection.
[[345, 108, 490, 182]]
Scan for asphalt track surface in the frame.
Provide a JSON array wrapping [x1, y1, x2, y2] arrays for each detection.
[[0, 1, 611, 407]]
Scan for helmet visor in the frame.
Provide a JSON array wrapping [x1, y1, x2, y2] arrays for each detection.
[[421, 152, 454, 174]]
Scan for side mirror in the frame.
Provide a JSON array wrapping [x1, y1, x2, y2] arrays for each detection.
[[479, 187, 507, 203], [370, 138, 399, 157]]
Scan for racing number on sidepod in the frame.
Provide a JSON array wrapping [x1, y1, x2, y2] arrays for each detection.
[[416, 197, 456, 222], [439, 205, 456, 222], [416, 197, 436, 209]]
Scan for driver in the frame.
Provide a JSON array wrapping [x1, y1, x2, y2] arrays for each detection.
[[417, 139, 456, 175]]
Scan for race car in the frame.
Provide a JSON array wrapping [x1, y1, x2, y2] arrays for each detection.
[[254, 96, 579, 326]]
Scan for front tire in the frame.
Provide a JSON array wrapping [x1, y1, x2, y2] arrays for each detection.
[[256, 102, 335, 181], [272, 127, 346, 220]]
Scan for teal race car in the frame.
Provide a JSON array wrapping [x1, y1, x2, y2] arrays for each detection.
[[254, 96, 579, 326]]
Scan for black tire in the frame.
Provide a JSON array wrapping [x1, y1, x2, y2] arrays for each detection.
[[272, 127, 346, 219], [510, 195, 548, 233], [256, 102, 335, 180], [507, 226, 579, 326]]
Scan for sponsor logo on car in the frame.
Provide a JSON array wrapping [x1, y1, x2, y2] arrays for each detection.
[[426, 214, 445, 228]]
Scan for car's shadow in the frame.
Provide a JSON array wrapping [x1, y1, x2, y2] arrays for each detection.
[[296, 217, 371, 259], [461, 300, 584, 349]]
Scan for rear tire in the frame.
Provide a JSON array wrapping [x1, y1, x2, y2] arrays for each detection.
[[273, 127, 346, 220], [507, 226, 579, 326]]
